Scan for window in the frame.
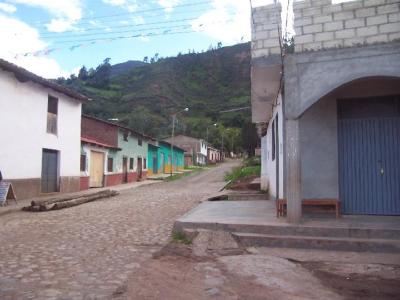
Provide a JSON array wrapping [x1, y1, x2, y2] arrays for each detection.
[[47, 95, 58, 134], [272, 119, 276, 161], [80, 154, 86, 171], [138, 138, 142, 146], [107, 157, 113, 172], [129, 158, 134, 170], [143, 158, 147, 169], [123, 131, 129, 141]]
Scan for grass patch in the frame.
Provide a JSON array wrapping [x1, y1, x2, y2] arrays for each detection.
[[172, 231, 192, 245], [224, 165, 261, 183], [165, 167, 205, 182], [243, 156, 261, 167]]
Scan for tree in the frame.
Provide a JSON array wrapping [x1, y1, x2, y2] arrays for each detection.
[[143, 56, 148, 63], [241, 121, 259, 156], [154, 53, 159, 61], [217, 42, 222, 49], [88, 58, 111, 88], [78, 66, 88, 81]]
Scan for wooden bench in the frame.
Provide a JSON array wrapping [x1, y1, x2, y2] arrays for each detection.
[[276, 198, 341, 218]]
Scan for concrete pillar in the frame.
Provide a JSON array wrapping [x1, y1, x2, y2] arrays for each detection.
[[286, 119, 302, 223]]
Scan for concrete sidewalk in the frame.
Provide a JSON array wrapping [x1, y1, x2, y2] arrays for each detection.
[[0, 179, 160, 217]]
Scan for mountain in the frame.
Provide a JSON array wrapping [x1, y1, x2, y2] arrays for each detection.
[[110, 60, 147, 77], [59, 42, 257, 153]]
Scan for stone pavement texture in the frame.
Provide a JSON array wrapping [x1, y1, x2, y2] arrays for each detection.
[[0, 161, 238, 300]]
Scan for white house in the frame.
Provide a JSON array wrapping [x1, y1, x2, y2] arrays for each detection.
[[252, 0, 400, 222], [0, 59, 89, 199]]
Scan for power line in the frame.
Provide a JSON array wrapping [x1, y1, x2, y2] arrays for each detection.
[[39, 18, 236, 40], [39, 17, 200, 37], [37, 6, 218, 31], [15, 28, 212, 58], [32, 1, 214, 26]]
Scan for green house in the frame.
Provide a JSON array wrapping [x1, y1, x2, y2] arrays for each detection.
[[147, 140, 184, 175]]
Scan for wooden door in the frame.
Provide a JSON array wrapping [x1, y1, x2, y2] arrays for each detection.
[[41, 149, 59, 193], [90, 151, 104, 188], [122, 157, 128, 183], [137, 157, 143, 179]]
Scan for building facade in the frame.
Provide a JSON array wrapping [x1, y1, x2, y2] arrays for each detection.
[[80, 115, 149, 189], [0, 59, 88, 199], [163, 135, 208, 166], [252, 0, 400, 222], [207, 146, 221, 164]]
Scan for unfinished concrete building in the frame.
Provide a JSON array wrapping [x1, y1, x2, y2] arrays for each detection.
[[252, 0, 400, 222]]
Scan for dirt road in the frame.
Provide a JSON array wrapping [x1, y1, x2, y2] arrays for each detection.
[[0, 161, 239, 300]]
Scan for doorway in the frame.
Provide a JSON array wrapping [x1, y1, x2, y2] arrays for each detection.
[[89, 151, 104, 188], [41, 149, 59, 193], [122, 156, 128, 183], [338, 96, 400, 215]]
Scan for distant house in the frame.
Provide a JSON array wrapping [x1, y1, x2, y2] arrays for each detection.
[[147, 140, 185, 175], [207, 146, 221, 164], [163, 135, 208, 166], [0, 59, 89, 199], [80, 115, 149, 189]]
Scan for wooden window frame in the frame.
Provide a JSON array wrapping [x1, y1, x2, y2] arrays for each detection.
[[47, 95, 58, 135], [129, 157, 134, 170], [107, 157, 113, 172]]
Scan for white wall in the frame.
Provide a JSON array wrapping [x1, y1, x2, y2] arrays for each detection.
[[0, 70, 82, 180], [81, 144, 109, 177], [261, 94, 284, 199]]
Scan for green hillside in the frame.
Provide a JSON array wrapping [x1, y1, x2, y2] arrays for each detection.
[[58, 42, 258, 153]]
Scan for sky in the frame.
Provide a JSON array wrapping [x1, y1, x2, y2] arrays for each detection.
[[0, 0, 274, 78]]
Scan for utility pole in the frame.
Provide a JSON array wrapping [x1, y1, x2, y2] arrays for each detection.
[[170, 108, 189, 176]]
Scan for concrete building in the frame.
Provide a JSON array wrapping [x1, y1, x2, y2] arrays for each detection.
[[163, 135, 208, 166], [147, 140, 185, 175], [80, 115, 149, 189], [0, 59, 89, 199], [252, 0, 400, 222]]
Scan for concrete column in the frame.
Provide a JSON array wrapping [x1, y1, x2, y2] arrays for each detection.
[[286, 119, 302, 223]]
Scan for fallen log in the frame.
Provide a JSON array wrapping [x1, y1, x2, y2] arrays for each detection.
[[31, 190, 114, 207], [24, 190, 118, 212], [51, 190, 118, 210]]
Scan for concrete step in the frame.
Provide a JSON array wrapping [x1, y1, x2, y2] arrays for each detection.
[[175, 221, 400, 240], [227, 194, 268, 201], [233, 232, 400, 253]]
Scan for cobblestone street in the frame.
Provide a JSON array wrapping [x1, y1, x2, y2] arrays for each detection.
[[0, 161, 238, 300]]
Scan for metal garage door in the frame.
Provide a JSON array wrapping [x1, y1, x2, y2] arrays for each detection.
[[41, 149, 59, 193], [338, 96, 400, 215]]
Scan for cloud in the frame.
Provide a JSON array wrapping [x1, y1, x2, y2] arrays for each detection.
[[46, 19, 77, 32], [103, 0, 126, 6], [132, 15, 145, 25], [157, 0, 180, 12], [191, 0, 251, 44], [0, 2, 17, 13], [10, 0, 83, 32], [0, 13, 72, 78]]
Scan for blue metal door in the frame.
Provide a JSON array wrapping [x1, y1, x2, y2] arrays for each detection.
[[338, 97, 400, 215]]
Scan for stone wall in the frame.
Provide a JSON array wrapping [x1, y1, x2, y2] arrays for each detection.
[[294, 0, 400, 52]]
